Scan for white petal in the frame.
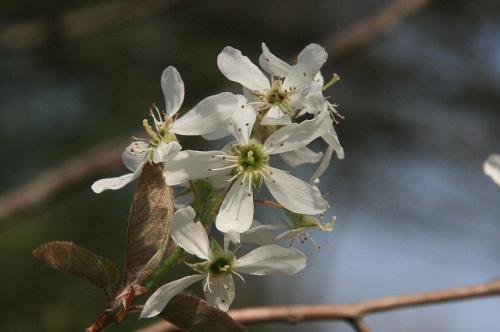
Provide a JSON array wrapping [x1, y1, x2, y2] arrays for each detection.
[[91, 173, 135, 193], [261, 105, 292, 126], [258, 43, 291, 77], [297, 44, 328, 69], [163, 150, 230, 186], [301, 82, 325, 115], [280, 146, 323, 167], [161, 66, 185, 118], [263, 110, 330, 155], [321, 128, 345, 159], [152, 141, 182, 164], [140, 274, 204, 318], [309, 146, 333, 184], [203, 274, 235, 311], [170, 207, 210, 260], [216, 175, 254, 233], [241, 220, 277, 245], [217, 46, 270, 92], [234, 244, 306, 275], [274, 228, 305, 242], [202, 126, 231, 141], [229, 103, 256, 145], [264, 167, 329, 215], [314, 72, 324, 87], [122, 141, 149, 172], [282, 44, 327, 91], [484, 154, 500, 186], [171, 93, 244, 136]]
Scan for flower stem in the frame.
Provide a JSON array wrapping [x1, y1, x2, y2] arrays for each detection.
[[254, 199, 282, 209], [143, 247, 184, 289], [189, 180, 201, 204]]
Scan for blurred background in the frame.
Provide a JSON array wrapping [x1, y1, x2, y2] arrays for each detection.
[[1, 0, 500, 331]]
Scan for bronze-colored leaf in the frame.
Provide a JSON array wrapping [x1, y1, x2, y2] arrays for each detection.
[[123, 162, 173, 286], [33, 241, 118, 290], [160, 293, 245, 332]]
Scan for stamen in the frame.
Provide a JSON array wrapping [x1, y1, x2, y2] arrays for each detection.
[[208, 164, 239, 172], [226, 171, 243, 183], [247, 173, 253, 194], [232, 271, 246, 283], [308, 232, 321, 249], [204, 274, 213, 293], [212, 154, 238, 161]]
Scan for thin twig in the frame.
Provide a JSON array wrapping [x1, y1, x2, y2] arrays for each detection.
[[349, 318, 371, 332], [136, 279, 500, 332], [0, 136, 128, 227], [324, 0, 431, 61], [0, 0, 185, 50], [0, 0, 431, 224]]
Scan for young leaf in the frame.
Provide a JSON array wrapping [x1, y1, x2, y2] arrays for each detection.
[[33, 241, 118, 291], [160, 293, 245, 332], [123, 162, 173, 286]]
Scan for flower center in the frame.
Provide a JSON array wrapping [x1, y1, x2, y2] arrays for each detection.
[[255, 80, 291, 113], [231, 142, 268, 174], [209, 255, 234, 275], [267, 87, 288, 105], [142, 106, 177, 152]]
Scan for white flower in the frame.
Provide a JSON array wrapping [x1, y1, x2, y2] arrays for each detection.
[[257, 43, 345, 181], [274, 211, 335, 248], [164, 105, 331, 233], [92, 66, 246, 193], [92, 66, 186, 193], [484, 154, 500, 186], [217, 44, 328, 126], [140, 206, 306, 318]]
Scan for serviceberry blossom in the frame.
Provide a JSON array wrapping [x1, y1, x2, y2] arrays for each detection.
[[484, 154, 500, 186], [215, 43, 344, 178], [140, 206, 306, 318], [257, 43, 345, 182], [92, 66, 244, 193], [218, 44, 328, 125], [274, 211, 335, 248], [163, 104, 331, 233]]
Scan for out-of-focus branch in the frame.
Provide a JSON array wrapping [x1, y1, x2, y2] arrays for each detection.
[[1, 0, 184, 50], [0, 137, 127, 227], [325, 0, 431, 61], [0, 0, 431, 224], [137, 279, 500, 332]]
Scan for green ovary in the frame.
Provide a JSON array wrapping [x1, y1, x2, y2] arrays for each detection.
[[233, 143, 268, 173], [209, 255, 234, 275]]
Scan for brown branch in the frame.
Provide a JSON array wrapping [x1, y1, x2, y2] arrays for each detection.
[[0, 0, 431, 224], [325, 0, 431, 61], [0, 136, 128, 227], [349, 318, 371, 332], [136, 279, 500, 332], [1, 0, 185, 50]]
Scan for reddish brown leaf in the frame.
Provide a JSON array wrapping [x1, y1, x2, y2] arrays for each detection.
[[123, 162, 173, 286], [33, 241, 118, 290], [160, 293, 245, 332]]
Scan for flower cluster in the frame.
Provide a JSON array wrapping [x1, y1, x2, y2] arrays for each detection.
[[92, 43, 344, 316]]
